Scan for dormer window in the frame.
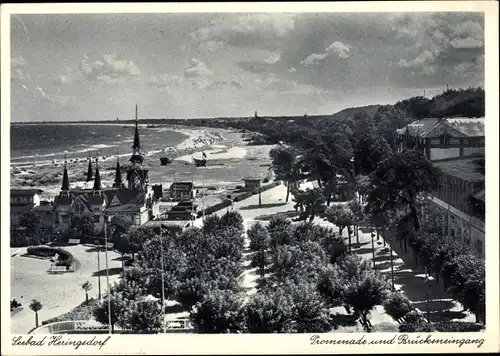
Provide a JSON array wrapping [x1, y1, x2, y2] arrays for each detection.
[[74, 203, 85, 213]]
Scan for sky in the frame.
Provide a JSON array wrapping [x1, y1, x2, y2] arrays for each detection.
[[10, 12, 485, 122]]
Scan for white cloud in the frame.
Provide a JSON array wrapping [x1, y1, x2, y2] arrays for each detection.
[[325, 41, 351, 59], [263, 52, 281, 64], [184, 58, 213, 78], [301, 40, 351, 67], [199, 40, 225, 52], [146, 73, 184, 87], [449, 37, 483, 49], [80, 54, 140, 83], [288, 67, 297, 73], [301, 52, 329, 67], [189, 13, 296, 49], [397, 49, 438, 69]]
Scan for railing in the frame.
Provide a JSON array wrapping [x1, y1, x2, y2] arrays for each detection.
[[29, 320, 108, 334], [165, 318, 192, 331]]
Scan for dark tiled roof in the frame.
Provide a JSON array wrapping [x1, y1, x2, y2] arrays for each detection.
[[11, 188, 43, 196], [243, 177, 261, 181], [32, 205, 53, 213], [434, 158, 485, 183], [54, 193, 73, 205], [105, 204, 143, 213], [170, 182, 193, 191]]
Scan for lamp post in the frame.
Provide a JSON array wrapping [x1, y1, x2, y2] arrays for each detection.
[[97, 240, 102, 299], [159, 226, 166, 333], [371, 231, 376, 269], [104, 215, 112, 334]]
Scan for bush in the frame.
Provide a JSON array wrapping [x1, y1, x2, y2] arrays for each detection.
[[383, 292, 414, 323], [434, 321, 484, 332], [26, 246, 74, 267], [399, 317, 435, 332], [42, 298, 99, 325]]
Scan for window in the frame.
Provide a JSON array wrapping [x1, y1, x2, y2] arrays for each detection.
[[476, 239, 483, 257], [61, 215, 69, 223], [74, 203, 85, 213]]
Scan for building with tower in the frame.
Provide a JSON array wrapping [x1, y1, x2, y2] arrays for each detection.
[[53, 105, 160, 234]]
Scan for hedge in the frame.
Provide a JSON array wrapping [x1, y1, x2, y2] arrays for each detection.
[[26, 246, 75, 267]]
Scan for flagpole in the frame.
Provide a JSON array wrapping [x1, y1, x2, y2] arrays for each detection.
[[191, 169, 195, 224], [159, 226, 166, 333], [202, 169, 205, 221], [104, 215, 112, 334]]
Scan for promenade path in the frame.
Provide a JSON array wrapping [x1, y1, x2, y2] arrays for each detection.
[[194, 182, 474, 330]]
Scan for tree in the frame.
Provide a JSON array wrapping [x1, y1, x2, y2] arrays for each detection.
[[127, 226, 155, 258], [355, 174, 371, 204], [343, 269, 391, 332], [283, 281, 332, 333], [324, 205, 355, 251], [121, 298, 163, 333], [71, 212, 95, 242], [366, 150, 442, 232], [248, 222, 271, 278], [18, 211, 42, 242], [383, 292, 414, 324], [245, 288, 296, 333], [353, 128, 392, 176], [291, 188, 326, 222], [93, 293, 127, 333], [135, 235, 188, 301], [219, 211, 245, 234], [446, 254, 485, 323], [81, 281, 92, 304], [191, 289, 246, 333], [29, 299, 43, 328], [269, 146, 303, 202], [347, 200, 365, 244], [271, 241, 327, 284], [317, 264, 347, 308], [109, 215, 132, 242], [267, 215, 293, 249]]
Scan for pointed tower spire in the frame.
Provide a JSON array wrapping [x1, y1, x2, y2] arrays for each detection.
[[113, 154, 123, 188], [86, 153, 93, 182], [93, 156, 102, 191], [132, 104, 141, 153], [61, 152, 70, 192]]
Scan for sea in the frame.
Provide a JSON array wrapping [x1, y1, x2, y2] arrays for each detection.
[[10, 123, 273, 199]]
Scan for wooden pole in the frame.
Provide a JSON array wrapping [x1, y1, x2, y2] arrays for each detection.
[[160, 227, 166, 333], [104, 216, 112, 334]]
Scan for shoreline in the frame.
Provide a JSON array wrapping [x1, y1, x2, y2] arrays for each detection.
[[10, 126, 275, 200]]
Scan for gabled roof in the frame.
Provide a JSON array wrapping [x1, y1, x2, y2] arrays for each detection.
[[396, 117, 485, 138], [445, 118, 485, 137], [54, 193, 73, 205]]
